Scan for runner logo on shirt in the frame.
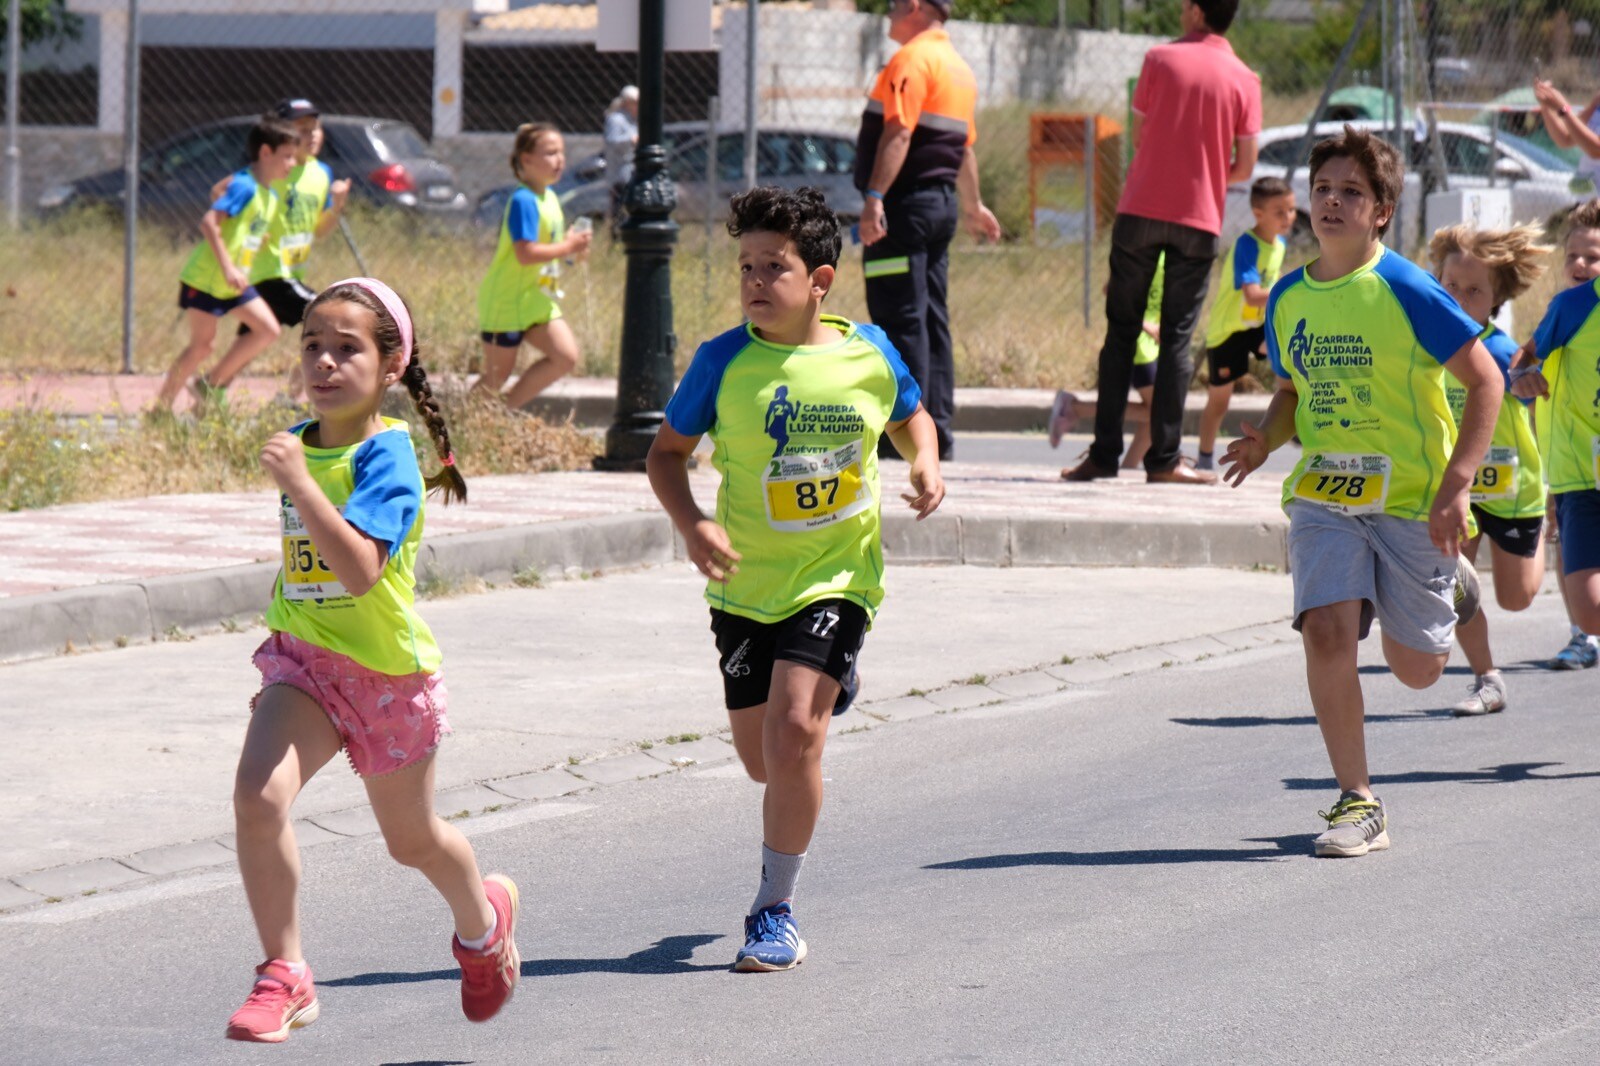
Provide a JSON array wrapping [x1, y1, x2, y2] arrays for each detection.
[[763, 388, 868, 456]]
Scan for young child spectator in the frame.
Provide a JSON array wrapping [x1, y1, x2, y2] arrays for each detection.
[[154, 115, 299, 412], [1428, 223, 1552, 715], [1195, 177, 1296, 471], [647, 186, 943, 971], [227, 279, 518, 1042], [477, 122, 593, 410], [1223, 126, 1502, 857]]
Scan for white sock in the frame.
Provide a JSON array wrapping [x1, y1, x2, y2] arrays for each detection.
[[457, 911, 496, 952], [751, 844, 806, 915]]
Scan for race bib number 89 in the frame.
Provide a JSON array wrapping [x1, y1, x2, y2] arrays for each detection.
[[1292, 453, 1392, 515], [1471, 446, 1517, 502], [764, 440, 874, 532]]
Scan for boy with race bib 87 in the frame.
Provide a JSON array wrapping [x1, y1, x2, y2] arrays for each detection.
[[1222, 126, 1503, 858], [648, 186, 943, 970]]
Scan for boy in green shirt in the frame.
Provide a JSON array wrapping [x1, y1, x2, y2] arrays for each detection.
[[648, 186, 943, 970], [155, 115, 299, 411], [1223, 126, 1502, 857]]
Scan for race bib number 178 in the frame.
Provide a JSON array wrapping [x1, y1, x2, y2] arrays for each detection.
[[1292, 453, 1392, 515]]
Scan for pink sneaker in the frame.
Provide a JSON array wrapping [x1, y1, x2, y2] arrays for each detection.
[[1047, 390, 1077, 449], [452, 874, 520, 1022], [225, 959, 319, 1043]]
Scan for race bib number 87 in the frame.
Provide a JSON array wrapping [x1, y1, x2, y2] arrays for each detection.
[[764, 440, 874, 532], [1292, 453, 1392, 515]]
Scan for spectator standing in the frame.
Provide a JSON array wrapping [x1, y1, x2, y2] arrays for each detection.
[[604, 85, 640, 232], [1063, 0, 1261, 485], [854, 0, 1001, 461]]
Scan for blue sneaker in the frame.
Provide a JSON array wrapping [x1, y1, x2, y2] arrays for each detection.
[[735, 901, 807, 972], [1550, 633, 1599, 671], [832, 659, 859, 717]]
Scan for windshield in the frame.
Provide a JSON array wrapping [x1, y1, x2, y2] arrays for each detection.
[[370, 122, 430, 162], [1497, 131, 1575, 173]]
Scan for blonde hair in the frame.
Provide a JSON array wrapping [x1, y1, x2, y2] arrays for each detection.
[[509, 122, 560, 180], [1427, 222, 1552, 309]]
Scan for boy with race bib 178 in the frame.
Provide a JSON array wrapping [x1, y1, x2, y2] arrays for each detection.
[[1223, 126, 1503, 858], [648, 186, 943, 970]]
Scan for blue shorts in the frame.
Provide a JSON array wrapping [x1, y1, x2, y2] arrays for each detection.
[[1555, 490, 1600, 574], [480, 330, 528, 348], [1130, 359, 1157, 390], [179, 284, 259, 316]]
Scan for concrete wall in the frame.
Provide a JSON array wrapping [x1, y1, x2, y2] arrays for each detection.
[[13, 128, 123, 210], [719, 8, 1160, 134]]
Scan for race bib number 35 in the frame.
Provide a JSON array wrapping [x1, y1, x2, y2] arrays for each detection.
[[764, 439, 874, 532], [1471, 446, 1518, 502], [280, 498, 348, 601], [1292, 453, 1392, 515]]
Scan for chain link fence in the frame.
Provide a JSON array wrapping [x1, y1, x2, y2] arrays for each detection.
[[2, 0, 1596, 393]]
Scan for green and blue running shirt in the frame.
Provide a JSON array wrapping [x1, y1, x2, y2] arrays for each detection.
[[1205, 229, 1287, 348], [1444, 324, 1545, 520], [1531, 278, 1600, 494], [264, 418, 442, 677], [664, 315, 921, 623], [252, 159, 334, 284], [1135, 252, 1165, 368], [179, 168, 279, 299], [1267, 246, 1482, 521], [478, 184, 565, 333]]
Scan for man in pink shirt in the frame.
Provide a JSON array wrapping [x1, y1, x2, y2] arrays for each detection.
[[1064, 0, 1261, 486]]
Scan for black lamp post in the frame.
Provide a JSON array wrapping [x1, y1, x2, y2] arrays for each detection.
[[594, 0, 679, 472]]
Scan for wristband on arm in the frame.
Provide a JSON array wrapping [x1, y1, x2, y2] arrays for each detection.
[[865, 189, 885, 201]]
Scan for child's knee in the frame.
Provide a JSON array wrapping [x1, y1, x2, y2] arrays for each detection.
[[1390, 654, 1445, 690], [1299, 607, 1356, 654], [1495, 581, 1538, 613], [738, 755, 768, 784], [383, 822, 446, 869], [765, 711, 825, 769], [233, 770, 293, 828]]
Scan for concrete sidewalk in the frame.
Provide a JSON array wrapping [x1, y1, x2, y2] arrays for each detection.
[[0, 563, 1297, 910], [1, 372, 1272, 436]]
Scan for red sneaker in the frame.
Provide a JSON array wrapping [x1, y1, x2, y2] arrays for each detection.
[[225, 959, 319, 1043], [452, 874, 520, 1022]]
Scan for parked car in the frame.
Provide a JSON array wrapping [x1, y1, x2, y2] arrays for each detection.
[[1221, 119, 1580, 250], [474, 127, 862, 228], [38, 115, 471, 225]]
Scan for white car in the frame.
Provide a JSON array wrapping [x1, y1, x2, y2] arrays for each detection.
[[1221, 120, 1580, 249]]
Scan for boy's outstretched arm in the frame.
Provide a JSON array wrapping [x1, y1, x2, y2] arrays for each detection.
[[884, 405, 945, 520], [646, 424, 741, 583], [1434, 337, 1505, 556], [1221, 376, 1298, 487]]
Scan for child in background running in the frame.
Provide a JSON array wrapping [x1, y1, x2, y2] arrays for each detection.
[[227, 278, 518, 1042], [155, 115, 298, 411], [1049, 253, 1165, 470], [1428, 223, 1552, 715], [1196, 177, 1296, 471], [477, 122, 593, 409], [1510, 205, 1600, 665], [1538, 201, 1600, 669]]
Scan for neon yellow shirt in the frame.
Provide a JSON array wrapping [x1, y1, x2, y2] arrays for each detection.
[[1444, 324, 1545, 519], [1135, 252, 1164, 367], [478, 184, 565, 332], [1267, 247, 1482, 521], [1531, 278, 1600, 494], [264, 418, 441, 676], [178, 169, 279, 300], [663, 316, 922, 623], [1205, 229, 1286, 347], [252, 159, 333, 283]]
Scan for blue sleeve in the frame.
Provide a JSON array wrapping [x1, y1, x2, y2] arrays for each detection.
[[1375, 251, 1483, 365], [1232, 233, 1261, 289], [1532, 282, 1600, 362], [664, 326, 749, 436], [318, 161, 335, 209], [1265, 269, 1300, 379], [342, 431, 424, 560], [1482, 328, 1528, 405], [857, 322, 921, 421], [507, 187, 540, 243], [211, 171, 256, 217]]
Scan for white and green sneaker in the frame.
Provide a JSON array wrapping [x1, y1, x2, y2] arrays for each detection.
[[1452, 671, 1508, 717], [1313, 792, 1389, 857]]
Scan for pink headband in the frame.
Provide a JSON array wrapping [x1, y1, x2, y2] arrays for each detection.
[[330, 276, 413, 372]]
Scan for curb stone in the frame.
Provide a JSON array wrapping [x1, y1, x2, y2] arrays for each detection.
[[0, 618, 1295, 914]]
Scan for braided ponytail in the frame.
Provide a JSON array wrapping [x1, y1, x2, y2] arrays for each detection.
[[401, 357, 467, 504]]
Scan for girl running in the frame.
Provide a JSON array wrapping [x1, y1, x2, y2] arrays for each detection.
[[227, 278, 518, 1043], [477, 122, 593, 409], [1428, 223, 1552, 715]]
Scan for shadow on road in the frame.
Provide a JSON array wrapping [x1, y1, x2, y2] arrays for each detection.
[[322, 934, 729, 988], [1282, 762, 1600, 790], [922, 834, 1317, 869], [1171, 711, 1449, 728]]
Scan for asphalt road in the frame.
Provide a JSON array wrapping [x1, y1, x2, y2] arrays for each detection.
[[4, 596, 1597, 1065]]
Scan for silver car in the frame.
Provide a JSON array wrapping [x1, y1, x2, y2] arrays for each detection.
[[1222, 119, 1580, 248]]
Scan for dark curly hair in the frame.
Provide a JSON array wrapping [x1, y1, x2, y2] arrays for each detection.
[[727, 186, 842, 273]]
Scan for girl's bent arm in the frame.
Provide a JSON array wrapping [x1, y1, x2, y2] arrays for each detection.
[[261, 433, 389, 597]]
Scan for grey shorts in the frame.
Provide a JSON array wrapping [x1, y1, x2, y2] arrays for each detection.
[[1287, 501, 1458, 655]]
